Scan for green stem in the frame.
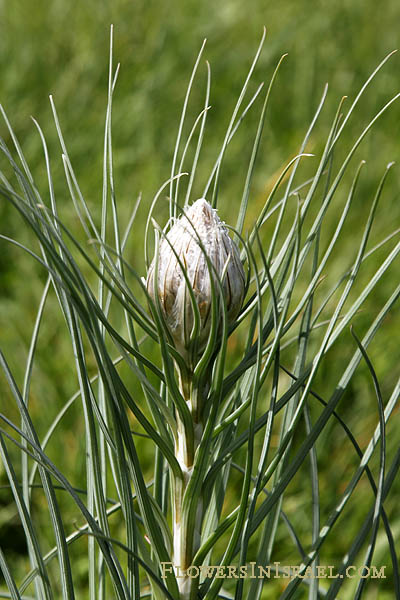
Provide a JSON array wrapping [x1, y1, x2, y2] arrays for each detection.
[[173, 378, 204, 599]]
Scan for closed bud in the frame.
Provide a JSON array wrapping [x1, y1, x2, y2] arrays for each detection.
[[147, 199, 245, 362]]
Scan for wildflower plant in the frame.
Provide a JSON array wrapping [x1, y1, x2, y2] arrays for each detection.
[[1, 27, 400, 600]]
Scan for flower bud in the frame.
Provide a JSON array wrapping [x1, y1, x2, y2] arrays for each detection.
[[147, 199, 245, 362]]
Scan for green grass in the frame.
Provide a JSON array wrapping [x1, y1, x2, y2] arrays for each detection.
[[1, 2, 400, 599]]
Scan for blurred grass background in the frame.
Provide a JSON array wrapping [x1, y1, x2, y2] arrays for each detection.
[[1, 0, 400, 598]]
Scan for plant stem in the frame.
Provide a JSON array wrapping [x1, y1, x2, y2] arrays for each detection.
[[173, 380, 204, 599]]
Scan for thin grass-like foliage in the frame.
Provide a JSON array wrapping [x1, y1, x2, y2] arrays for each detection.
[[1, 28, 399, 600]]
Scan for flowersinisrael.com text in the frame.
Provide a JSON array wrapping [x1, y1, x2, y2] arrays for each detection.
[[161, 562, 386, 581]]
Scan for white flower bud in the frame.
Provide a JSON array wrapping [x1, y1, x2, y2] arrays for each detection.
[[147, 199, 245, 362]]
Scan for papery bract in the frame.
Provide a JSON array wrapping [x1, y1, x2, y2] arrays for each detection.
[[147, 199, 245, 363]]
